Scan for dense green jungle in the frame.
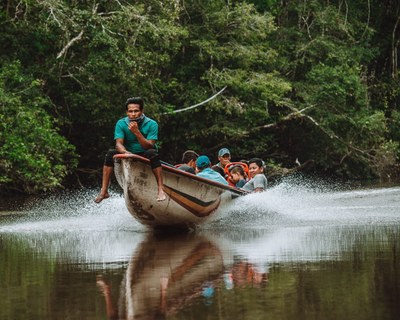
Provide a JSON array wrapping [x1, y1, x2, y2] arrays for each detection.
[[1, 0, 400, 194]]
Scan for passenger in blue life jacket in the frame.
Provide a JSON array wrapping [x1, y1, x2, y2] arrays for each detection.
[[196, 155, 228, 185]]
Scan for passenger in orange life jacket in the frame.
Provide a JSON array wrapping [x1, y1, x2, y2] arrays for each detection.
[[229, 165, 247, 188]]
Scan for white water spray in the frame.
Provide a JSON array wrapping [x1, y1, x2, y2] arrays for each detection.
[[222, 176, 400, 228]]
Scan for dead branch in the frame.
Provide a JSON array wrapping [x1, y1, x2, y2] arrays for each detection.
[[283, 104, 374, 160], [56, 30, 84, 59], [161, 86, 227, 115], [49, 7, 62, 27], [212, 102, 375, 166], [392, 15, 400, 79], [359, 0, 370, 41], [301, 16, 312, 40]]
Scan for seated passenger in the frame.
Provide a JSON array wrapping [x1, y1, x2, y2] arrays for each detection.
[[196, 155, 229, 185], [230, 165, 247, 188], [242, 158, 267, 192], [177, 150, 199, 174], [215, 148, 231, 169]]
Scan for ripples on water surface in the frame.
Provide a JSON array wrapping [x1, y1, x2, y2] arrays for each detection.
[[1, 178, 400, 320]]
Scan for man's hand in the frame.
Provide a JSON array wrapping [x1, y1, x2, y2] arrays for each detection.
[[128, 121, 140, 134], [126, 122, 155, 150]]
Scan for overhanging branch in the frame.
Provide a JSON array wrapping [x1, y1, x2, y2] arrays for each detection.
[[56, 30, 84, 59], [161, 86, 227, 115]]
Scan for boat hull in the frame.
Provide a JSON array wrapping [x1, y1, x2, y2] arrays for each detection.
[[114, 154, 244, 228]]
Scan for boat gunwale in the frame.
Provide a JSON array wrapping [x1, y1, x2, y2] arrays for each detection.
[[114, 153, 246, 196]]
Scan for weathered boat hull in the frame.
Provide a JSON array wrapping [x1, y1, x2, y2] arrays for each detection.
[[114, 154, 244, 228]]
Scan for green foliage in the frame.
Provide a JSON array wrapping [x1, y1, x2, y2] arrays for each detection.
[[267, 0, 400, 178], [158, 1, 291, 162], [0, 62, 78, 193], [1, 0, 190, 166], [0, 0, 399, 189], [303, 63, 367, 108]]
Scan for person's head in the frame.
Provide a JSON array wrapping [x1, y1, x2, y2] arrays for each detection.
[[196, 155, 211, 172], [230, 165, 245, 183], [248, 158, 264, 178], [182, 150, 199, 168], [125, 97, 144, 121], [217, 148, 231, 168], [125, 97, 144, 110]]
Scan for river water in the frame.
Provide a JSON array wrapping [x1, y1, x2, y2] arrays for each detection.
[[1, 178, 400, 320]]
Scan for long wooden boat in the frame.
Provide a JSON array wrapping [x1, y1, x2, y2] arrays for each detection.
[[113, 154, 245, 228]]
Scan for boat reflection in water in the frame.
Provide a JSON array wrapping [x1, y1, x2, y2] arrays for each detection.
[[97, 232, 267, 319]]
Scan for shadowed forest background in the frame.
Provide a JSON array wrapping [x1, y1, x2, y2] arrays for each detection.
[[1, 0, 399, 194]]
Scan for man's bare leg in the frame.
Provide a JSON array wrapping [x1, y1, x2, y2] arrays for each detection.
[[95, 165, 113, 203], [96, 275, 118, 319], [160, 276, 169, 313], [152, 166, 166, 201]]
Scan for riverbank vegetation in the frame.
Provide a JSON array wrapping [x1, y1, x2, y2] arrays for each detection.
[[1, 0, 399, 193]]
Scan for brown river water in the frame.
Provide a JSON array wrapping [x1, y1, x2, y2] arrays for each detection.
[[1, 177, 400, 320]]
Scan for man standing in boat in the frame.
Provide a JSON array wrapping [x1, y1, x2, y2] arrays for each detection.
[[95, 97, 166, 203]]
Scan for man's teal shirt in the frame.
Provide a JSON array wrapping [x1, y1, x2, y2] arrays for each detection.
[[114, 116, 158, 154]]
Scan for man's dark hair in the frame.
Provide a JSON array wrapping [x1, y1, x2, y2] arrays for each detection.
[[230, 165, 245, 176], [125, 97, 144, 110], [182, 150, 199, 164], [248, 158, 264, 169]]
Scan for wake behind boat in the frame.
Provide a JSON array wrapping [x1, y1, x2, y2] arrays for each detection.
[[114, 154, 245, 228]]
